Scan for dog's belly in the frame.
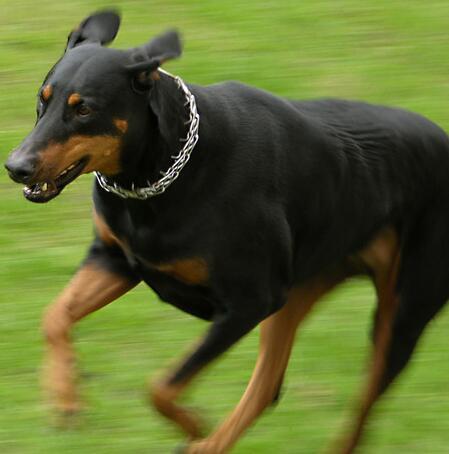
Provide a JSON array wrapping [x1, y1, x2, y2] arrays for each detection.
[[138, 265, 216, 321]]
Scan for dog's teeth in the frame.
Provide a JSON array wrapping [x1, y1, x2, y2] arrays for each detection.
[[42, 183, 48, 191]]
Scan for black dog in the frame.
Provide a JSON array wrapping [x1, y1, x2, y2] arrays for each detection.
[[6, 10, 449, 453]]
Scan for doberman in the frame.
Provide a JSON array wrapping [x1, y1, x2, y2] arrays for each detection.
[[5, 10, 449, 453]]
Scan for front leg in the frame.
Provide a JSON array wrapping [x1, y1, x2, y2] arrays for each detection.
[[150, 290, 271, 446], [148, 228, 291, 446], [151, 309, 265, 433], [186, 278, 341, 454], [42, 239, 139, 417]]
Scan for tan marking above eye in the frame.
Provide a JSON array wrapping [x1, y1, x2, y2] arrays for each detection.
[[36, 134, 122, 180], [67, 93, 82, 106], [42, 84, 53, 101], [114, 119, 128, 134], [152, 258, 209, 285]]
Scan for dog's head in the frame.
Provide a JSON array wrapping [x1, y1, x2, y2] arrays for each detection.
[[5, 10, 182, 202]]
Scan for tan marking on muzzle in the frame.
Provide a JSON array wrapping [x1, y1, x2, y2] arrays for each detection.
[[67, 93, 81, 106], [35, 135, 122, 181], [113, 119, 128, 134], [42, 85, 53, 101]]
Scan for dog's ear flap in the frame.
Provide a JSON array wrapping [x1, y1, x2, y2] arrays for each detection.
[[126, 30, 182, 92], [66, 10, 121, 51], [141, 29, 182, 62]]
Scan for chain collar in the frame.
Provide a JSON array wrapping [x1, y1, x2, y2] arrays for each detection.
[[94, 69, 200, 199]]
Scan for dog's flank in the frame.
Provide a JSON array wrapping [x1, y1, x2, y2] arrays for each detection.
[[6, 9, 449, 454]]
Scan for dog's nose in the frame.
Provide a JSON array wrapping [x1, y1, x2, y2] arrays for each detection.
[[4, 156, 35, 184]]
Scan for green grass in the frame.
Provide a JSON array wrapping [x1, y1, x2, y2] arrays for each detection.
[[1, 1, 449, 452]]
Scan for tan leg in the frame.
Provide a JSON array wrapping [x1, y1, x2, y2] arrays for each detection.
[[42, 262, 137, 415], [186, 278, 340, 454], [150, 375, 205, 439], [338, 253, 400, 454]]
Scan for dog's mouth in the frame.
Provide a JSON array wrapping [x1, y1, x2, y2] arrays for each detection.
[[23, 157, 88, 203]]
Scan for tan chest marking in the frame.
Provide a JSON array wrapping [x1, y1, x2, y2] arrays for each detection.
[[93, 211, 208, 285], [93, 210, 131, 257], [152, 258, 209, 285], [93, 210, 120, 246]]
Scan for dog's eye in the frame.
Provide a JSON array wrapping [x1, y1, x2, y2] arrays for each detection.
[[36, 93, 46, 120], [37, 91, 47, 110], [76, 105, 92, 117]]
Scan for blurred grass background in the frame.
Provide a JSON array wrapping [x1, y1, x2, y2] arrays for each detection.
[[1, 1, 449, 453]]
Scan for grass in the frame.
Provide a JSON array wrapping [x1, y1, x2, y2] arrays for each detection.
[[1, 1, 449, 452]]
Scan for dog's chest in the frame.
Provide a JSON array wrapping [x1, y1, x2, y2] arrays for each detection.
[[94, 205, 216, 319], [95, 206, 210, 286]]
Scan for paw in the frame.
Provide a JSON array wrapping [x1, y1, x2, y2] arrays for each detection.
[[176, 440, 219, 454], [52, 407, 82, 429], [51, 402, 83, 429], [149, 383, 208, 439], [179, 406, 209, 439]]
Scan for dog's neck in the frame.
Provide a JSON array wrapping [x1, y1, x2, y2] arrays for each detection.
[[150, 71, 191, 152], [104, 71, 195, 194]]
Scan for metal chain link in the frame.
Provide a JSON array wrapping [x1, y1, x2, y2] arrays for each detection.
[[94, 69, 200, 199]]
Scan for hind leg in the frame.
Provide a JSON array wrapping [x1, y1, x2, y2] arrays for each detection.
[[340, 220, 449, 453], [339, 256, 400, 453], [378, 285, 448, 395], [341, 289, 447, 454]]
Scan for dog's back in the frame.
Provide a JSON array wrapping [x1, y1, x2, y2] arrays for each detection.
[[192, 83, 449, 282]]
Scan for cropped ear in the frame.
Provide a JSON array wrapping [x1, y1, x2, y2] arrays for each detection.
[[126, 30, 182, 93], [66, 10, 121, 51]]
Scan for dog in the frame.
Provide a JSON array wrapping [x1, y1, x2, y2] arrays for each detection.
[[6, 10, 449, 453]]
